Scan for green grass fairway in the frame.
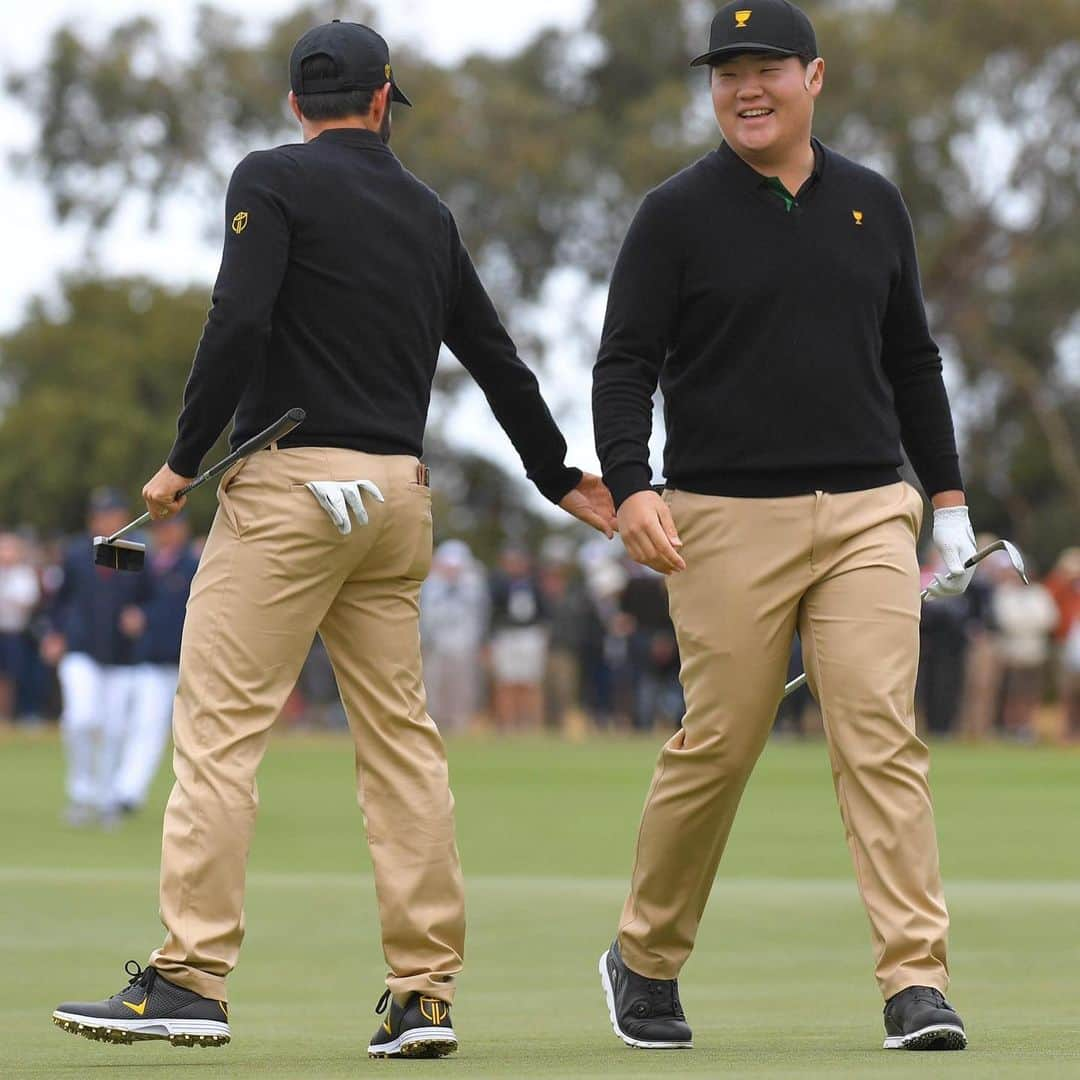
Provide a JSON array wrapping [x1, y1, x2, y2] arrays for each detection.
[[2, 730, 1078, 1078]]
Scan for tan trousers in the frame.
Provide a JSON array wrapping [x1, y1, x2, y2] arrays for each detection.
[[618, 482, 950, 1000], [149, 447, 464, 1003]]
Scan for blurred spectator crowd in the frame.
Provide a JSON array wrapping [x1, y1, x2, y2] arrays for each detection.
[[3, 513, 1079, 751], [0, 490, 200, 826]]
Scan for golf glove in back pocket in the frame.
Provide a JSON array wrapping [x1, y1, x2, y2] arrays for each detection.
[[305, 480, 385, 535]]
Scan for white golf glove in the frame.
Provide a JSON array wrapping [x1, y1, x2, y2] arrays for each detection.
[[305, 480, 384, 536], [927, 505, 977, 599]]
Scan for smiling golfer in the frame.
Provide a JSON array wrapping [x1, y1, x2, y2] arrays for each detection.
[[594, 0, 976, 1053], [52, 19, 614, 1060]]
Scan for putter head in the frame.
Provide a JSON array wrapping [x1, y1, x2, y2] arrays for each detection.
[[1000, 539, 1030, 585], [93, 537, 146, 572]]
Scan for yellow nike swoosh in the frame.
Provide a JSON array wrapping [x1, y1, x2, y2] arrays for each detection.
[[122, 998, 148, 1016]]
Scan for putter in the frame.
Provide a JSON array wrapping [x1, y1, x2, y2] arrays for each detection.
[[781, 539, 1029, 700], [93, 408, 307, 572]]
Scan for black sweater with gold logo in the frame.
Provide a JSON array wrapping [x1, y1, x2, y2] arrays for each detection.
[[593, 140, 963, 508], [168, 128, 579, 504]]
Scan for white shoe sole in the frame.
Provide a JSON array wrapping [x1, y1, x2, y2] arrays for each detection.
[[367, 1026, 457, 1058], [53, 1010, 230, 1046], [598, 949, 693, 1049], [883, 1024, 967, 1050]]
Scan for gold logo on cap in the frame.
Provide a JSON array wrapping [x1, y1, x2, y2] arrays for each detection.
[[853, 210, 864, 226], [231, 211, 248, 234], [735, 9, 752, 28], [385, 63, 392, 80]]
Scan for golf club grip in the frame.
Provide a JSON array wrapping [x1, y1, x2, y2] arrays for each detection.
[[176, 408, 306, 498]]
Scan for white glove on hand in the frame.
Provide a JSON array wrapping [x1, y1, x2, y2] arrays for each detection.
[[305, 480, 385, 536], [927, 505, 977, 599]]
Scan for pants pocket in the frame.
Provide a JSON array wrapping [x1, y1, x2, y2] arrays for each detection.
[[403, 485, 433, 581], [903, 482, 925, 539], [216, 459, 250, 537]]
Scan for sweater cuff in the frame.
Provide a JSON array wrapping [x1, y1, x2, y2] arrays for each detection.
[[604, 463, 655, 510], [914, 455, 964, 499], [532, 464, 582, 505], [166, 443, 203, 480]]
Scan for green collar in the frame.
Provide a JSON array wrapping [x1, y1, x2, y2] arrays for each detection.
[[758, 141, 826, 212], [763, 175, 797, 212]]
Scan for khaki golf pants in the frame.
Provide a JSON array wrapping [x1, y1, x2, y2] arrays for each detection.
[[618, 482, 950, 999], [149, 447, 464, 1003]]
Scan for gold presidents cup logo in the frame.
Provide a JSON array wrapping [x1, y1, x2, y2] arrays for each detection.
[[853, 210, 864, 226], [231, 211, 248, 234], [385, 63, 392, 80], [735, 9, 752, 28], [420, 998, 448, 1025]]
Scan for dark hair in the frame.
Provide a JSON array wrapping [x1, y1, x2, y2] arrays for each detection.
[[295, 53, 376, 121]]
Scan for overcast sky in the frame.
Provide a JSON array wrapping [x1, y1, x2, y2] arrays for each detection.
[[0, 0, 629, 486], [0, 0, 592, 333]]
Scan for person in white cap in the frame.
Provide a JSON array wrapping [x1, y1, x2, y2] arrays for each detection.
[[420, 540, 488, 732]]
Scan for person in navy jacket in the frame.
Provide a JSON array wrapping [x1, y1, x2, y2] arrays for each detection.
[[114, 514, 199, 813], [41, 489, 149, 826]]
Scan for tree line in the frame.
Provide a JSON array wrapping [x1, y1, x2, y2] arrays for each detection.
[[2, 0, 1077, 567]]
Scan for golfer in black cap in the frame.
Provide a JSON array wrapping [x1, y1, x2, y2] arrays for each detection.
[[595, 0, 974, 1053], [52, 20, 615, 1060]]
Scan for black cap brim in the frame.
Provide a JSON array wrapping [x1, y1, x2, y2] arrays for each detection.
[[391, 83, 411, 107], [690, 44, 799, 67]]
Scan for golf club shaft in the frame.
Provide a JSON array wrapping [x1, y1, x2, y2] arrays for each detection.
[[104, 408, 306, 544], [781, 541, 1015, 701]]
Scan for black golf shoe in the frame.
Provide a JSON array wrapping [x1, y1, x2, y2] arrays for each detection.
[[52, 961, 230, 1047], [883, 985, 967, 1050], [367, 989, 457, 1058], [599, 939, 693, 1049]]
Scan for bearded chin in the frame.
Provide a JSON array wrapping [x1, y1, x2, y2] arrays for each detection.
[[380, 106, 392, 145]]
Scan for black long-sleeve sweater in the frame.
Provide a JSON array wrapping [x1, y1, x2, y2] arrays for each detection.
[[593, 139, 962, 508], [168, 128, 579, 504]]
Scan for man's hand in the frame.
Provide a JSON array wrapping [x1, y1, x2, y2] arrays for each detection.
[[120, 606, 147, 638], [40, 632, 65, 666], [927, 504, 977, 598], [559, 473, 617, 539], [617, 489, 685, 575], [142, 463, 193, 520]]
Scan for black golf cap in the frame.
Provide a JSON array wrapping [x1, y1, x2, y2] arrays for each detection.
[[290, 20, 411, 106], [690, 0, 818, 67]]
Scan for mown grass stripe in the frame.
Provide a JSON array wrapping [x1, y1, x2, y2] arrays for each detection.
[[2, 865, 1078, 898]]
